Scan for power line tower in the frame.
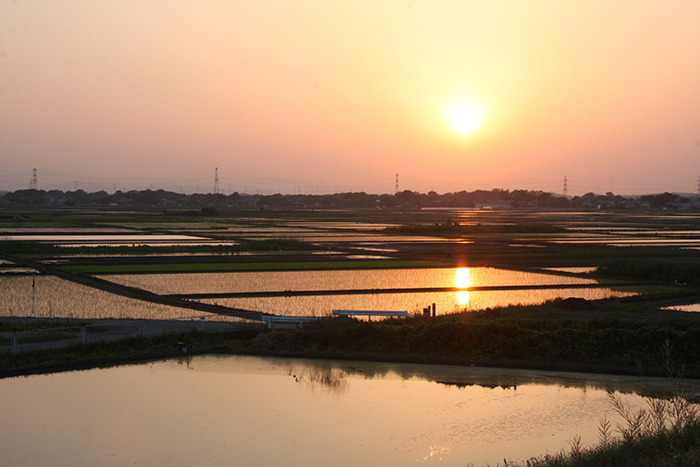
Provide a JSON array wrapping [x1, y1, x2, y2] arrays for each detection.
[[32, 168, 38, 190], [214, 167, 219, 194], [563, 175, 568, 197], [395, 173, 399, 195], [697, 176, 700, 197]]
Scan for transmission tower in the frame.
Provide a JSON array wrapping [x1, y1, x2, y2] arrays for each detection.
[[32, 168, 38, 190], [395, 173, 399, 195], [697, 176, 700, 197], [214, 167, 219, 194], [563, 175, 568, 197]]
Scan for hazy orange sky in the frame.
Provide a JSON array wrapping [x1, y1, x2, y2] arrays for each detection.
[[2, 1, 699, 195]]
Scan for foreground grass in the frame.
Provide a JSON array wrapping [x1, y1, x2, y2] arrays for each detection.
[[507, 347, 700, 467], [511, 419, 700, 467]]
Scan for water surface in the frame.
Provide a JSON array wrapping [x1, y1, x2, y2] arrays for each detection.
[[0, 275, 221, 320], [0, 355, 685, 467], [102, 267, 597, 295], [103, 267, 634, 316]]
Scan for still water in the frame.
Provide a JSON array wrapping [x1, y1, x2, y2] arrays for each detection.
[[102, 268, 598, 295], [103, 267, 635, 316], [0, 275, 217, 320], [0, 268, 635, 320], [202, 287, 634, 316], [0, 355, 683, 467]]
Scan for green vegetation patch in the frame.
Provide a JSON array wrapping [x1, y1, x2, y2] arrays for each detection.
[[0, 319, 92, 333], [598, 257, 700, 287], [0, 238, 320, 257], [243, 303, 700, 375], [385, 222, 566, 236], [0, 241, 63, 255]]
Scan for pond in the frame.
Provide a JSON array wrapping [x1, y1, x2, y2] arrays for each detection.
[[0, 355, 689, 467]]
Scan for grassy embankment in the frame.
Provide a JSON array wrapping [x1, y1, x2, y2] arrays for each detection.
[[4, 292, 700, 375], [0, 238, 319, 257]]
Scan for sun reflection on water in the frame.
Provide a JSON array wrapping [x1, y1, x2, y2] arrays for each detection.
[[420, 444, 452, 463], [455, 267, 470, 305]]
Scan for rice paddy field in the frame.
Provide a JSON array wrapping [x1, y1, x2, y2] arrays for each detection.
[[1, 205, 700, 321], [0, 275, 224, 320]]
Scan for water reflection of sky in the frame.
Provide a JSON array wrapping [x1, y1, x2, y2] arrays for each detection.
[[1, 355, 688, 467], [203, 288, 635, 316], [102, 267, 634, 317], [662, 303, 700, 313], [0, 267, 636, 320], [102, 267, 598, 295]]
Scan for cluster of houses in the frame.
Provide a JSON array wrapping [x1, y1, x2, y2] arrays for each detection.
[[1, 188, 697, 211]]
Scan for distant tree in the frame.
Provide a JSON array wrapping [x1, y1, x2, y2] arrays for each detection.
[[200, 207, 218, 216], [639, 192, 678, 209]]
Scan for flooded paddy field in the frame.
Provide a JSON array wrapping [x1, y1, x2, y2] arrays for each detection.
[[0, 275, 229, 320], [199, 287, 637, 317], [1, 207, 699, 321], [99, 267, 635, 317], [100, 267, 598, 295]]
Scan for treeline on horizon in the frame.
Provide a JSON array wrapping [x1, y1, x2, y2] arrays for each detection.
[[0, 187, 695, 210]]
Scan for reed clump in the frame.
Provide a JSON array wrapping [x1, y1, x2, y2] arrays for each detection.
[[507, 341, 700, 467]]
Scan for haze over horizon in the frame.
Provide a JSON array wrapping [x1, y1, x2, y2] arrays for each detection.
[[2, 1, 699, 196]]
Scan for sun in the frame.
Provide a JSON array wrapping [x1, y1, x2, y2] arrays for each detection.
[[446, 101, 483, 135]]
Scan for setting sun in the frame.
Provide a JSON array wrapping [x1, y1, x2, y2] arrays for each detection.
[[446, 101, 484, 136]]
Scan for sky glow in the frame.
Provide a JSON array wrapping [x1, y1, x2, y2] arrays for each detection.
[[1, 1, 699, 195]]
